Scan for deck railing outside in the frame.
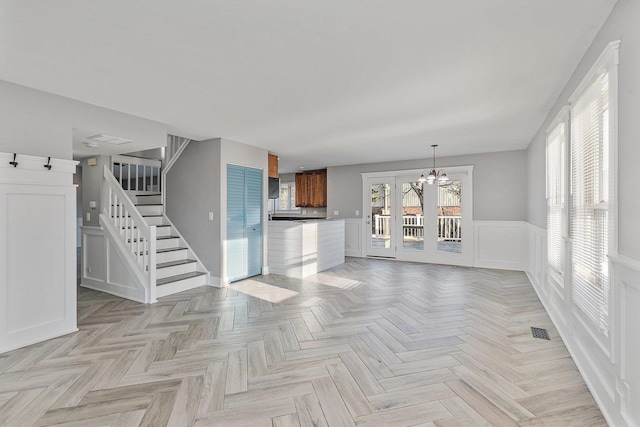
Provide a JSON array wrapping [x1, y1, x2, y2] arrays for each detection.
[[373, 214, 462, 241]]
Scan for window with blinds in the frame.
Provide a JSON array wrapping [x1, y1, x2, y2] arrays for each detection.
[[546, 116, 567, 281], [570, 69, 612, 334]]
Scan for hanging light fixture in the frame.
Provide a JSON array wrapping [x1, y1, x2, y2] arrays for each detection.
[[418, 144, 449, 185]]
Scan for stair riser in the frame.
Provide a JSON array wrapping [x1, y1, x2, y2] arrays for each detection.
[[156, 249, 188, 263], [156, 226, 172, 237], [156, 238, 180, 250], [144, 216, 165, 226], [156, 274, 208, 298], [135, 195, 162, 205], [137, 205, 163, 216], [156, 263, 198, 280]]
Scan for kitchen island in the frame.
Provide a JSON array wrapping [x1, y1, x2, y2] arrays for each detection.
[[268, 219, 345, 278]]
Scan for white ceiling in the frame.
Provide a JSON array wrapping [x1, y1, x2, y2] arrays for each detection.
[[0, 1, 615, 172]]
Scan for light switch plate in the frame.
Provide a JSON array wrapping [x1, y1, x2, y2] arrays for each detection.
[[208, 212, 214, 221], [85, 212, 91, 221]]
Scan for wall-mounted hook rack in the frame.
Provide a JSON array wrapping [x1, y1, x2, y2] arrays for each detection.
[[9, 153, 18, 167], [44, 157, 52, 170]]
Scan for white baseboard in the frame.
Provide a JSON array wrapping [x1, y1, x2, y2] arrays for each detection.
[[0, 327, 78, 355], [81, 280, 147, 304]]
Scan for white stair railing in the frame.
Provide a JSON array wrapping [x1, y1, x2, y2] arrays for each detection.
[[101, 165, 157, 299], [111, 155, 162, 193]]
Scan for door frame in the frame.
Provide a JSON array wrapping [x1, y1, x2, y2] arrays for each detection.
[[362, 165, 474, 266]]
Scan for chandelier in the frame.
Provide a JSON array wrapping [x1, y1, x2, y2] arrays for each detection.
[[418, 144, 449, 184]]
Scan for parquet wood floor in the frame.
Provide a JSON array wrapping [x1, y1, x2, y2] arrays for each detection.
[[0, 258, 607, 426]]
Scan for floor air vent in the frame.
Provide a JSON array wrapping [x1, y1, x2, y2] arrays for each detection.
[[531, 327, 550, 340]]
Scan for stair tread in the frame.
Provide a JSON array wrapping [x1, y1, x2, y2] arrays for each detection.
[[128, 235, 178, 243], [135, 203, 163, 206], [156, 247, 188, 253], [157, 259, 197, 269], [136, 193, 162, 196], [157, 271, 207, 286], [157, 235, 179, 240]]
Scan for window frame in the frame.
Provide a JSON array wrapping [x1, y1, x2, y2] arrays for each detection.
[[566, 40, 619, 343], [545, 106, 570, 292], [276, 181, 300, 213]]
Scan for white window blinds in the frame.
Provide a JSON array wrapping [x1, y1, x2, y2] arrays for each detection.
[[546, 119, 566, 279], [570, 71, 611, 334]]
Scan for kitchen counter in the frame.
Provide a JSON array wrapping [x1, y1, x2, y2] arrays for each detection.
[[268, 219, 345, 278]]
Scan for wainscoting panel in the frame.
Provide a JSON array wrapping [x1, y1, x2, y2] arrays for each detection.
[[344, 218, 363, 257], [81, 226, 147, 303], [0, 183, 77, 354], [473, 220, 526, 270], [526, 223, 640, 427]]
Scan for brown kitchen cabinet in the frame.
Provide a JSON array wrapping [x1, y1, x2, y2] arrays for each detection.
[[295, 169, 327, 207], [268, 153, 279, 178]]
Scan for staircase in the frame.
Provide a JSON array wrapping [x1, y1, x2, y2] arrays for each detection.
[[100, 161, 209, 303], [131, 192, 208, 298]]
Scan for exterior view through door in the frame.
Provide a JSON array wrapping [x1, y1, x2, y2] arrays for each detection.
[[227, 164, 263, 282], [363, 166, 473, 265]]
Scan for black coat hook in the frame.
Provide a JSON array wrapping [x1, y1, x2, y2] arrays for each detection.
[[44, 157, 52, 170], [9, 153, 18, 167]]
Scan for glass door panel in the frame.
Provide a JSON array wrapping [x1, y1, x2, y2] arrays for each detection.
[[436, 180, 462, 253], [365, 178, 396, 257], [401, 182, 424, 250]]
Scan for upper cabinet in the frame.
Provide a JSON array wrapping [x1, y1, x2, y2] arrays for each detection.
[[268, 153, 279, 178], [295, 169, 327, 207]]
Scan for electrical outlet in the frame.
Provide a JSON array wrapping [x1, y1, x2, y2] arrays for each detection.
[[355, 210, 359, 216], [302, 209, 307, 214], [313, 210, 318, 214], [208, 212, 214, 221], [334, 210, 339, 216], [86, 266, 91, 274]]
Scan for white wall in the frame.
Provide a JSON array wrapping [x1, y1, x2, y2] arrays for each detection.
[[525, 1, 640, 425], [0, 80, 168, 160], [327, 149, 527, 221]]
